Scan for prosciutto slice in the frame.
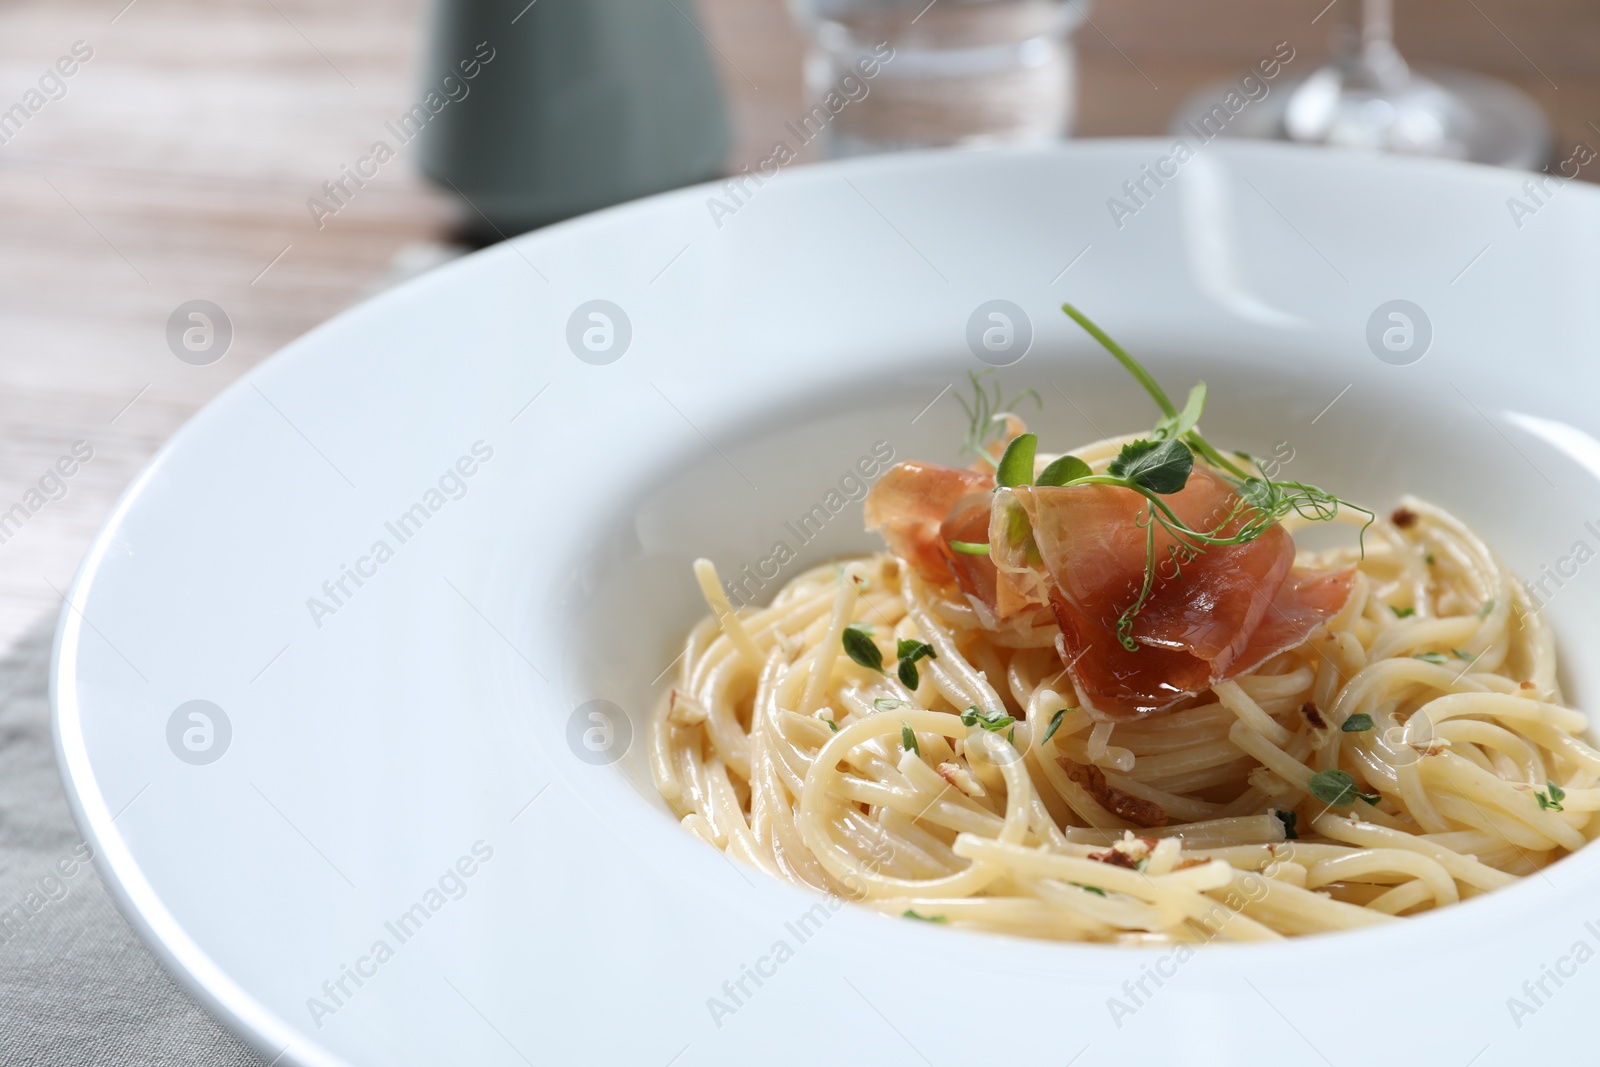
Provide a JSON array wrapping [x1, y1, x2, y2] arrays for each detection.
[[1002, 468, 1354, 719], [862, 461, 990, 588], [865, 459, 1354, 721]]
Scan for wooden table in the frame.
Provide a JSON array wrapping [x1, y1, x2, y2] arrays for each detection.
[[1, 0, 1593, 652]]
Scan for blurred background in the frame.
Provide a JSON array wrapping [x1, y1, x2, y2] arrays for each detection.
[[1, 0, 1597, 655]]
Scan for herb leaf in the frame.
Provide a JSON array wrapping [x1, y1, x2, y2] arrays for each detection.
[[996, 433, 1037, 488], [1069, 882, 1107, 897], [1412, 651, 1449, 665], [960, 705, 1016, 732], [1273, 809, 1299, 840], [1341, 713, 1374, 733], [948, 540, 991, 556], [902, 908, 946, 922], [1307, 768, 1379, 806], [1479, 599, 1495, 619], [897, 659, 918, 689], [1041, 707, 1071, 744], [901, 724, 919, 755], [1037, 454, 1092, 487], [1107, 438, 1194, 495], [1391, 605, 1415, 618], [842, 623, 883, 672], [874, 698, 910, 711], [956, 370, 1041, 467], [895, 639, 937, 691], [1536, 780, 1566, 812], [824, 717, 839, 732]]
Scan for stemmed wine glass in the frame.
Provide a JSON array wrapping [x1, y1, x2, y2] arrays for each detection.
[[1281, 0, 1548, 166], [1171, 0, 1549, 169]]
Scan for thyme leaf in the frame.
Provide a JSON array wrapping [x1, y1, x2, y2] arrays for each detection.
[[841, 623, 883, 672]]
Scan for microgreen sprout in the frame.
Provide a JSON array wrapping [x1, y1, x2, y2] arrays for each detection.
[[959, 304, 1375, 650]]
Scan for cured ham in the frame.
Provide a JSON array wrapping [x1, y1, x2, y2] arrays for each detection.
[[861, 461, 990, 588], [865, 458, 1354, 721], [1006, 467, 1353, 719]]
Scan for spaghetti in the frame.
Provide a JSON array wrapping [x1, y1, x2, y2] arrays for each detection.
[[648, 311, 1596, 943], [652, 481, 1595, 942]]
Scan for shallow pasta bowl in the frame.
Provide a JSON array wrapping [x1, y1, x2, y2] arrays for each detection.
[[52, 141, 1600, 1066]]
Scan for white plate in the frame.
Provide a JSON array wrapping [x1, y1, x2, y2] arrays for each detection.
[[54, 141, 1600, 1066]]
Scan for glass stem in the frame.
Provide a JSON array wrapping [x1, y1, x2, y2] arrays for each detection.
[[1363, 0, 1393, 51], [1355, 0, 1408, 89]]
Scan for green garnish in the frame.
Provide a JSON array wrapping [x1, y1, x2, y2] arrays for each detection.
[[1413, 651, 1449, 664], [842, 623, 883, 672], [1070, 882, 1107, 897], [1161, 382, 1208, 441], [1391, 605, 1415, 618], [1341, 713, 1374, 733], [895, 639, 937, 691], [960, 706, 1016, 732], [901, 724, 919, 755], [1536, 780, 1566, 812], [957, 370, 1040, 468], [1106, 438, 1194, 495], [948, 540, 991, 556], [874, 698, 910, 711], [1055, 304, 1373, 650], [1037, 454, 1092, 487], [1479, 599, 1495, 619], [1451, 649, 1475, 661], [902, 909, 946, 922], [1041, 707, 1071, 744], [1307, 769, 1380, 806], [1273, 809, 1299, 839], [996, 433, 1037, 488], [1425, 553, 1436, 565], [823, 717, 839, 732]]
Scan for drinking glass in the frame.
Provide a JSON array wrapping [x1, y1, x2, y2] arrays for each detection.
[[789, 0, 1086, 156], [1170, 0, 1549, 170]]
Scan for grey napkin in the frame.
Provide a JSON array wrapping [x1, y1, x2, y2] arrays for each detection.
[[0, 619, 265, 1066]]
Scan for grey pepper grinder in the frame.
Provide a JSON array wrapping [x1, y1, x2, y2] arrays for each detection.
[[417, 0, 731, 238]]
